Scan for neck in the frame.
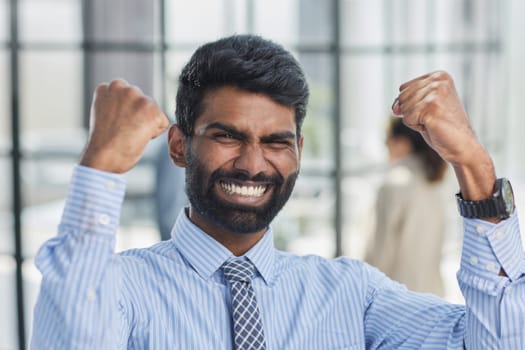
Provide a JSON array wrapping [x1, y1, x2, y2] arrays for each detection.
[[187, 206, 267, 256]]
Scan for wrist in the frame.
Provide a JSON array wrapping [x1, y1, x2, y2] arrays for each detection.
[[80, 149, 127, 174], [452, 149, 495, 201]]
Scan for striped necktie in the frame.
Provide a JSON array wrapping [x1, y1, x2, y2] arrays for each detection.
[[222, 259, 266, 350]]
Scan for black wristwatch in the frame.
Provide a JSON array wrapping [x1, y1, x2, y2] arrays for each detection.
[[456, 178, 515, 219]]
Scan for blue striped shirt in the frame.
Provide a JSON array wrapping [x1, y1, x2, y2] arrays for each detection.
[[31, 166, 525, 349]]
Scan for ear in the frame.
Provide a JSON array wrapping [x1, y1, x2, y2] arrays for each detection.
[[297, 134, 304, 162], [168, 124, 187, 167]]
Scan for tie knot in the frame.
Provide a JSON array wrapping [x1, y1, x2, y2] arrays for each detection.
[[222, 259, 256, 283]]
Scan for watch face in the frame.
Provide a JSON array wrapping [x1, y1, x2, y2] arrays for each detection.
[[501, 178, 515, 215]]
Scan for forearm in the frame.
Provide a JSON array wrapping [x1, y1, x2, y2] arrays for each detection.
[[452, 144, 500, 225], [31, 166, 127, 349]]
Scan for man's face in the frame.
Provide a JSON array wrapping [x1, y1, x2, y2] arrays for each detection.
[[184, 86, 303, 236]]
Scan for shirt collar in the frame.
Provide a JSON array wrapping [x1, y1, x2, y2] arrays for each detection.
[[172, 210, 275, 285]]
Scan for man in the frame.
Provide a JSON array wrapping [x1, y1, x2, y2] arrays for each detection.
[[31, 35, 524, 349]]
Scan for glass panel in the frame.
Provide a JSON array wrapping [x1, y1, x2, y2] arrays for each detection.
[[341, 54, 386, 172], [297, 0, 333, 45], [0, 0, 8, 41], [481, 0, 503, 42], [19, 0, 82, 43], [298, 52, 335, 168], [0, 51, 9, 152], [21, 156, 76, 257], [506, 0, 525, 181], [463, 53, 505, 163], [0, 50, 11, 149], [274, 174, 335, 257], [19, 50, 84, 257], [19, 51, 83, 133], [0, 256, 18, 350], [24, 258, 41, 343], [0, 51, 12, 256], [86, 0, 160, 44], [0, 157, 12, 256], [386, 53, 432, 103], [88, 52, 162, 101], [388, 0, 432, 46], [340, 54, 385, 257], [433, 0, 466, 45], [166, 0, 244, 44], [340, 0, 384, 47], [253, 0, 300, 45], [254, 0, 332, 45], [164, 50, 195, 120]]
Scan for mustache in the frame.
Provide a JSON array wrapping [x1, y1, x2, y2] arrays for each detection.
[[209, 169, 284, 187]]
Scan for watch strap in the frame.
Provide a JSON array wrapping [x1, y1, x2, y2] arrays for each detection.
[[455, 193, 498, 218]]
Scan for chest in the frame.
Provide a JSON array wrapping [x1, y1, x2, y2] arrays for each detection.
[[122, 266, 366, 349]]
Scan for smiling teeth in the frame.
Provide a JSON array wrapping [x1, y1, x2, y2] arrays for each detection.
[[221, 183, 266, 197]]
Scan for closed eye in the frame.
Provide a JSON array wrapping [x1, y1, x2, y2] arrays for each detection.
[[266, 139, 293, 149], [211, 132, 241, 144], [261, 132, 296, 150], [261, 138, 297, 151]]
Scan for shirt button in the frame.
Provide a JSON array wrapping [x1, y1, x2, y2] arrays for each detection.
[[105, 180, 116, 191], [495, 231, 505, 240], [87, 288, 97, 303], [469, 256, 479, 265], [485, 262, 497, 272], [98, 214, 110, 225], [476, 225, 486, 234], [505, 286, 513, 295]]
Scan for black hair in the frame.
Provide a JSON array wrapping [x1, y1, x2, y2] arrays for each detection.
[[175, 34, 309, 137], [388, 117, 447, 183]]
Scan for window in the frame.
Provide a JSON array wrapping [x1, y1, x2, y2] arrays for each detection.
[[3, 0, 515, 348]]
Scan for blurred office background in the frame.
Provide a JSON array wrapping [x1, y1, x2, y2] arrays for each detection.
[[2, 0, 525, 348]]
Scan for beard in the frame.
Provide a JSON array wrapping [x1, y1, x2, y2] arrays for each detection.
[[184, 149, 298, 234]]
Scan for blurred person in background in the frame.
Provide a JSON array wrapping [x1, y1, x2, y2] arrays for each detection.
[[365, 116, 448, 296]]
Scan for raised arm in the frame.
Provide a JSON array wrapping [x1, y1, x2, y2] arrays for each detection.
[[30, 81, 168, 349], [392, 71, 524, 348]]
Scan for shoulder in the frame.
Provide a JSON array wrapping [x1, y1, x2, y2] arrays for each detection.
[[274, 251, 376, 286], [274, 252, 396, 305], [117, 241, 182, 271]]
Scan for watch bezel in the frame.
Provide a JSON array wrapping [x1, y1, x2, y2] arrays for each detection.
[[498, 178, 515, 217]]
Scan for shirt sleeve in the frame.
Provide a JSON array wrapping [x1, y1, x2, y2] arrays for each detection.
[[363, 213, 525, 349], [30, 165, 129, 349], [458, 213, 525, 349]]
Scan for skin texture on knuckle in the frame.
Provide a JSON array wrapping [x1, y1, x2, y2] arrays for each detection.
[[132, 95, 151, 112], [109, 79, 128, 90], [423, 92, 441, 113], [95, 83, 108, 95], [431, 70, 450, 82], [433, 80, 451, 97]]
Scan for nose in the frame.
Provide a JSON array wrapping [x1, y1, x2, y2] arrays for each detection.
[[233, 143, 270, 177]]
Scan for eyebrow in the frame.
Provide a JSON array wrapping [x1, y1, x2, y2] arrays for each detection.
[[202, 122, 296, 142], [260, 131, 296, 143], [202, 122, 247, 139]]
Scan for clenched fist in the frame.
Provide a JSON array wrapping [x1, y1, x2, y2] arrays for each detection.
[[392, 71, 496, 204], [80, 80, 169, 174]]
